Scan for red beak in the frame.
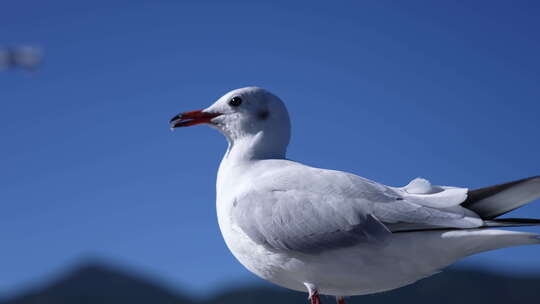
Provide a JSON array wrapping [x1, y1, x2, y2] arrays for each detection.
[[169, 110, 221, 128]]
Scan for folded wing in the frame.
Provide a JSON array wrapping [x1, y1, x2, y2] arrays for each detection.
[[232, 163, 483, 254]]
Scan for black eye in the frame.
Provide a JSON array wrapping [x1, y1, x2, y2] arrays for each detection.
[[229, 96, 242, 107]]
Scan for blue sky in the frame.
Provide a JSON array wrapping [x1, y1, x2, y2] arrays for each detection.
[[1, 0, 540, 298]]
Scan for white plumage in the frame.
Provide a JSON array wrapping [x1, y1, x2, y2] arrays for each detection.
[[170, 87, 540, 303]]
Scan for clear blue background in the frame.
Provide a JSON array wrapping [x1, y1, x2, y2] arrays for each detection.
[[1, 0, 539, 299]]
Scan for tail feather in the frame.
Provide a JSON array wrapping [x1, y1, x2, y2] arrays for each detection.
[[462, 176, 540, 219], [440, 229, 540, 258]]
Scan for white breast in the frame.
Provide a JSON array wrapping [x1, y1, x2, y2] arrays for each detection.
[[215, 159, 422, 295]]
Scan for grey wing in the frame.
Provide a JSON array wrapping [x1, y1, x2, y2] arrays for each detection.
[[373, 178, 483, 231], [232, 166, 482, 255], [232, 189, 392, 254]]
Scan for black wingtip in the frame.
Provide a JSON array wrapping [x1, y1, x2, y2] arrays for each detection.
[[462, 176, 540, 219], [482, 218, 540, 228]]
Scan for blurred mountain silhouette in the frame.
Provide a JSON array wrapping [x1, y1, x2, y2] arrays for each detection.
[[2, 261, 540, 304]]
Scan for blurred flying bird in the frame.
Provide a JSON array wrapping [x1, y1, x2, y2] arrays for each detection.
[[0, 46, 42, 71]]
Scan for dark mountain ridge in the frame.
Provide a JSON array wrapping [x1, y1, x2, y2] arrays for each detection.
[[3, 261, 540, 304]]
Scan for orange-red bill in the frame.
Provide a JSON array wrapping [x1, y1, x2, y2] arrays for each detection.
[[169, 110, 221, 128]]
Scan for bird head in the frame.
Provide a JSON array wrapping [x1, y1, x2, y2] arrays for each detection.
[[170, 87, 291, 158]]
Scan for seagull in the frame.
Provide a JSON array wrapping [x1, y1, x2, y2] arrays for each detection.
[[170, 87, 540, 304], [0, 46, 42, 71]]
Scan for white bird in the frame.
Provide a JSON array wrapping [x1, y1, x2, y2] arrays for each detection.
[[170, 87, 540, 304]]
